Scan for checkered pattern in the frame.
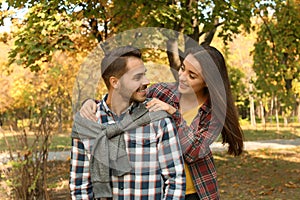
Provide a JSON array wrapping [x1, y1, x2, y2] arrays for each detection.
[[69, 95, 185, 200], [147, 83, 221, 199], [69, 139, 93, 199]]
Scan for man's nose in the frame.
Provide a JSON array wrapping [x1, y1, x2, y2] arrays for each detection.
[[143, 76, 150, 85]]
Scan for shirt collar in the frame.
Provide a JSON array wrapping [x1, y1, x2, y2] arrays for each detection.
[[199, 98, 211, 113]]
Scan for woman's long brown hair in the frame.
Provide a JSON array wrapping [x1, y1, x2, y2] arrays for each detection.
[[185, 45, 244, 156]]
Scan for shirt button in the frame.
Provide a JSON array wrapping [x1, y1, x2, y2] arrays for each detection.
[[120, 186, 124, 190]]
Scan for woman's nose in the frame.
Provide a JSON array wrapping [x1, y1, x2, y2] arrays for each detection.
[[178, 70, 186, 81]]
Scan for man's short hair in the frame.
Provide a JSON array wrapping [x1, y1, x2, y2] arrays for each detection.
[[101, 46, 142, 88]]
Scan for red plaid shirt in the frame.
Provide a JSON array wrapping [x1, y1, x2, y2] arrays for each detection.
[[147, 82, 222, 200]]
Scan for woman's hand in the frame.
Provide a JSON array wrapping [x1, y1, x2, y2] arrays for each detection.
[[80, 99, 97, 121], [146, 98, 177, 115]]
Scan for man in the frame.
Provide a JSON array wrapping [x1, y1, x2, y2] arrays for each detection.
[[69, 46, 185, 199]]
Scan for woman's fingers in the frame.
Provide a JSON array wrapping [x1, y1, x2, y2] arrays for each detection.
[[80, 99, 98, 121], [146, 98, 168, 112], [149, 104, 164, 112], [146, 98, 176, 114]]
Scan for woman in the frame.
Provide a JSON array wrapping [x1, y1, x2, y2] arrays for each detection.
[[80, 45, 244, 199], [146, 45, 244, 199]]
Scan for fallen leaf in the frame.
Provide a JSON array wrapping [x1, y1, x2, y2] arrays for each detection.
[[285, 181, 298, 188], [232, 183, 239, 188], [266, 190, 273, 195]]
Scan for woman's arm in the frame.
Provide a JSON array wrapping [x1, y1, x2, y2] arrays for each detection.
[[176, 107, 222, 163], [147, 98, 221, 163]]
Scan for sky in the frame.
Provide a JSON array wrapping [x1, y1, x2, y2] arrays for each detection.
[[0, 1, 277, 33], [0, 18, 11, 33], [0, 2, 27, 33]]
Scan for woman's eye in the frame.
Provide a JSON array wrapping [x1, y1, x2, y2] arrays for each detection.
[[189, 74, 196, 79]]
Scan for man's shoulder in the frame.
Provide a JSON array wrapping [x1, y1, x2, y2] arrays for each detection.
[[149, 112, 175, 127]]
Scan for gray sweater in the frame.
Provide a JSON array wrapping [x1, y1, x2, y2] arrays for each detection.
[[71, 104, 170, 198]]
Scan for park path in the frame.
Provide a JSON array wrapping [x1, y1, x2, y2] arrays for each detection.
[[210, 138, 300, 152], [1, 138, 300, 163]]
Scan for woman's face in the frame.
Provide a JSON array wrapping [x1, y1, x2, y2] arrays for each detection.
[[178, 54, 206, 95]]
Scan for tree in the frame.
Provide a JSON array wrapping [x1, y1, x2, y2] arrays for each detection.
[[2, 0, 255, 72], [1, 0, 260, 118], [252, 0, 300, 127], [0, 35, 83, 199]]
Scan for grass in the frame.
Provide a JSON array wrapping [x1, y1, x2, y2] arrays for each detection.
[[0, 123, 299, 153], [242, 123, 300, 141], [243, 128, 300, 141], [0, 132, 71, 152], [217, 123, 300, 142]]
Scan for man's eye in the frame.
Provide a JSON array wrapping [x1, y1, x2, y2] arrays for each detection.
[[134, 75, 143, 80]]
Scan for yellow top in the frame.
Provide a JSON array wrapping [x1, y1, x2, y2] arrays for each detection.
[[182, 105, 200, 195]]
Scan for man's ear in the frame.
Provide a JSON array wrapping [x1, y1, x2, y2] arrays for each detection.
[[109, 76, 119, 89]]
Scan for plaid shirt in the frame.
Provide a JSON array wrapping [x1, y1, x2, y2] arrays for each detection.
[[69, 95, 185, 200], [147, 83, 221, 200]]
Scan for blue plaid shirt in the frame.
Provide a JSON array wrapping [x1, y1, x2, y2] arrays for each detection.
[[70, 95, 185, 199]]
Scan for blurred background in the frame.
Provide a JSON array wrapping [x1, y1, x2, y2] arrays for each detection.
[[0, 0, 299, 199]]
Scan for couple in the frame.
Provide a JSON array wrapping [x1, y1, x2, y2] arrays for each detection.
[[70, 45, 244, 199]]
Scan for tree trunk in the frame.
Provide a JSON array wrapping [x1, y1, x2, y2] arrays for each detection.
[[250, 95, 256, 127], [284, 115, 288, 127], [259, 100, 266, 127], [184, 33, 199, 50], [201, 20, 218, 45], [270, 96, 274, 123], [57, 102, 62, 133], [249, 84, 256, 127], [166, 39, 182, 82], [274, 96, 280, 130], [90, 18, 103, 43], [297, 99, 300, 123]]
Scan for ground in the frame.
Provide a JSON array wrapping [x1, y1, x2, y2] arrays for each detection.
[[23, 147, 300, 200], [216, 147, 300, 200], [0, 125, 299, 199]]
